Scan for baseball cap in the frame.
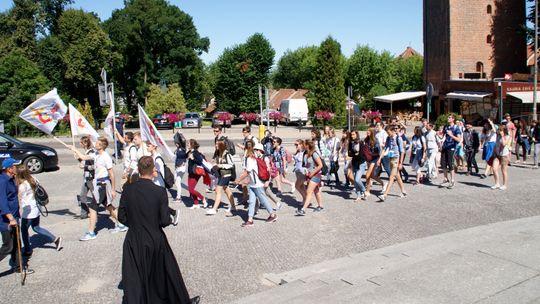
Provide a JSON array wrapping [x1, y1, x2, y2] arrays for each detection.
[[1, 158, 21, 169], [254, 143, 264, 151]]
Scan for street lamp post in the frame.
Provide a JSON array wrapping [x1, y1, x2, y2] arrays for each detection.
[[534, 0, 538, 121]]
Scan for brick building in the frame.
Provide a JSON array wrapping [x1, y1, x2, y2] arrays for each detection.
[[424, 0, 530, 124]]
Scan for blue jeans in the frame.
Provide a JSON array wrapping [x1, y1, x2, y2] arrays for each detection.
[[375, 156, 391, 177], [248, 186, 274, 218], [353, 162, 367, 197]]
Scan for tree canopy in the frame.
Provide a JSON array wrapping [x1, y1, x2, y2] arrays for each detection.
[[272, 46, 318, 90], [145, 83, 187, 117]]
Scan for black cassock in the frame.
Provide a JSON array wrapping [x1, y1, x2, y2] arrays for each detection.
[[119, 179, 191, 304]]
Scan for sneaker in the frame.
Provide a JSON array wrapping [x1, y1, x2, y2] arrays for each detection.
[[173, 198, 182, 203], [382, 182, 388, 192], [225, 209, 236, 217], [206, 209, 217, 215], [499, 185, 507, 190], [400, 192, 408, 198], [378, 194, 386, 202], [364, 192, 371, 200], [189, 204, 201, 210], [22, 251, 33, 257], [80, 232, 96, 241], [202, 199, 208, 209], [265, 214, 278, 223], [54, 237, 63, 251], [491, 184, 500, 190], [447, 181, 455, 189], [314, 207, 324, 212], [206, 188, 215, 193], [295, 209, 306, 216], [13, 267, 35, 275], [118, 224, 128, 232], [276, 202, 282, 210], [241, 220, 254, 227], [172, 210, 180, 225]]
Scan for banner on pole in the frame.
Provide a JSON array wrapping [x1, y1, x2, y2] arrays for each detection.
[[104, 109, 115, 140], [68, 104, 99, 142], [138, 105, 174, 160], [19, 88, 67, 134]]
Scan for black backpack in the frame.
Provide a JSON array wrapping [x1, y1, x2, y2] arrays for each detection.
[[174, 132, 186, 147], [223, 136, 236, 156], [35, 183, 49, 206], [156, 156, 175, 189]]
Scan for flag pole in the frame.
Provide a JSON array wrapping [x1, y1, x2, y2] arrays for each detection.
[[52, 136, 71, 148]]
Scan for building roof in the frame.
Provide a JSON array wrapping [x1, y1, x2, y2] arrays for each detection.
[[374, 91, 426, 103], [269, 89, 308, 109], [398, 47, 423, 59]]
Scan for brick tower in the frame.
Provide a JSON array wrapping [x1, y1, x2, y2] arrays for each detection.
[[424, 0, 528, 95]]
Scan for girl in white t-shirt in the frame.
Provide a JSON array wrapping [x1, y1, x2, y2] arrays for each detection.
[[16, 167, 62, 256]]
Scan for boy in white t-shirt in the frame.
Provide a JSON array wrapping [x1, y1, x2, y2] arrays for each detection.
[[234, 143, 277, 227], [71, 137, 127, 241]]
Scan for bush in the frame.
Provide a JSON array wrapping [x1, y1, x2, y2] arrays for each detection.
[[434, 112, 461, 130], [356, 123, 368, 131]]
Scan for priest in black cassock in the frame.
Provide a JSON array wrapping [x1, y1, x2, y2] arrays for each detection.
[[119, 156, 198, 304]]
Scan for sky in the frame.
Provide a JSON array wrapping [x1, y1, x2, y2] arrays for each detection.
[[0, 0, 424, 64]]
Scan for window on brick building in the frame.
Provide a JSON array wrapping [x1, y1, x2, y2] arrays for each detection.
[[487, 35, 492, 44], [476, 62, 484, 73], [487, 5, 492, 14]]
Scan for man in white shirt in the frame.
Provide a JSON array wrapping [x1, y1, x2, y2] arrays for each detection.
[[234, 143, 276, 227], [424, 123, 438, 180], [71, 137, 127, 241]]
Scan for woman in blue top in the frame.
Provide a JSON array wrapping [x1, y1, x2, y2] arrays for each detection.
[[271, 137, 294, 193], [377, 126, 407, 202], [293, 139, 307, 202], [410, 126, 427, 185], [348, 131, 367, 202]]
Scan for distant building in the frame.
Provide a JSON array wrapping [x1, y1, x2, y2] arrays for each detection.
[[269, 89, 308, 110], [424, 0, 530, 123], [398, 46, 422, 60]]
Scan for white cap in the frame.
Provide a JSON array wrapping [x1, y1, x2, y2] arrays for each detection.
[[254, 143, 264, 151]]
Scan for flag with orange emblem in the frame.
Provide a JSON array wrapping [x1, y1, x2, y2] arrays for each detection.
[[19, 88, 68, 134], [68, 104, 99, 142], [138, 104, 174, 160]]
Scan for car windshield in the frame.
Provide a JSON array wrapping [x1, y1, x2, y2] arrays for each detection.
[[0, 133, 24, 145], [185, 113, 199, 119]]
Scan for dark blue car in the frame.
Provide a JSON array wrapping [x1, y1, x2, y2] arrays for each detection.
[[0, 132, 58, 173]]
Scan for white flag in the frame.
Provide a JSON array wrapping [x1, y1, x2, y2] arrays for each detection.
[[68, 104, 99, 142], [104, 109, 115, 140], [138, 104, 174, 160], [19, 88, 68, 134]]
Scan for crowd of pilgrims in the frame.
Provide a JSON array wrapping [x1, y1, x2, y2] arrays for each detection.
[[67, 113, 540, 232]]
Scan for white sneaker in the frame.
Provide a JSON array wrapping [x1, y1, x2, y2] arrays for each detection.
[[206, 209, 217, 215], [491, 184, 500, 190], [202, 200, 208, 209], [499, 185, 507, 190], [382, 182, 388, 192], [189, 204, 201, 210]]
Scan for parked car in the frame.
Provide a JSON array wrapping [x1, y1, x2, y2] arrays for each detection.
[[0, 132, 58, 173], [280, 99, 309, 125], [153, 114, 174, 129], [212, 111, 234, 128], [258, 109, 280, 125], [182, 112, 202, 128]]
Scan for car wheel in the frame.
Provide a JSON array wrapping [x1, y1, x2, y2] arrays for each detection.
[[24, 156, 44, 173]]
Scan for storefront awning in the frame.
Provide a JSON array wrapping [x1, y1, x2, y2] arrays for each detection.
[[506, 91, 540, 104], [374, 91, 426, 103], [446, 91, 492, 102]]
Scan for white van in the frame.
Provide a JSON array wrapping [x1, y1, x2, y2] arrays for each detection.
[[279, 99, 308, 125]]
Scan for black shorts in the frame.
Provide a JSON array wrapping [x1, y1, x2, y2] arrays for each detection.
[[217, 176, 232, 187], [89, 182, 113, 210], [441, 149, 456, 171]]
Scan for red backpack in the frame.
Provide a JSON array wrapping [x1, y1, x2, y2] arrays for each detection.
[[255, 157, 270, 182]]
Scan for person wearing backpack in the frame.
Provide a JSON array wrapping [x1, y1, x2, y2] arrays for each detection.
[[16, 166, 62, 256], [115, 130, 138, 186], [377, 126, 407, 202], [272, 137, 295, 193], [187, 139, 209, 209], [147, 142, 179, 225], [206, 140, 236, 216], [348, 131, 368, 202], [173, 135, 188, 203], [234, 143, 277, 227], [295, 140, 324, 216], [410, 126, 427, 185]]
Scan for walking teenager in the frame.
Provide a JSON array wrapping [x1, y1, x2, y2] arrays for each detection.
[[463, 122, 480, 175], [115, 130, 137, 186], [326, 128, 341, 185], [515, 119, 530, 163], [440, 114, 463, 189], [377, 126, 407, 201], [272, 137, 294, 193], [16, 167, 62, 256], [76, 136, 94, 219], [71, 137, 127, 241], [364, 128, 385, 199], [480, 120, 497, 178], [293, 139, 307, 203], [340, 130, 351, 187], [147, 142, 179, 225], [296, 140, 324, 215], [206, 140, 236, 216], [234, 144, 277, 227], [187, 139, 208, 209], [119, 156, 198, 304], [410, 126, 427, 185], [174, 136, 188, 203], [491, 125, 511, 190], [348, 131, 368, 202], [424, 123, 439, 180]]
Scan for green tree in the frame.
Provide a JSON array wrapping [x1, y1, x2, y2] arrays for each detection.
[[103, 0, 209, 111], [272, 46, 318, 90], [393, 55, 424, 92], [0, 0, 41, 60], [38, 0, 74, 34], [309, 36, 346, 119], [145, 83, 187, 117], [0, 52, 50, 134], [213, 33, 275, 114]]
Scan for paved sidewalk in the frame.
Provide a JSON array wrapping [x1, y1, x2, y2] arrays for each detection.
[[235, 216, 540, 304]]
